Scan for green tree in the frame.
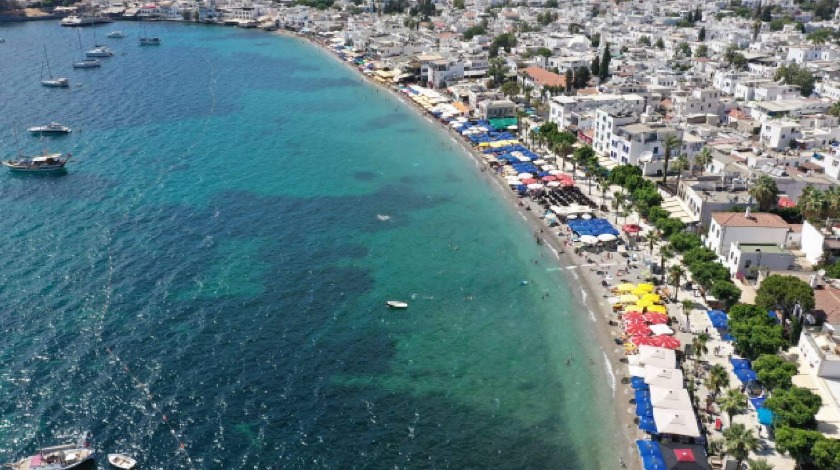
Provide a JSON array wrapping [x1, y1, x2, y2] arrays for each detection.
[[711, 280, 742, 310], [729, 303, 771, 324], [655, 217, 685, 238], [723, 423, 761, 469], [689, 261, 730, 293], [749, 174, 779, 211], [572, 145, 595, 172], [698, 26, 706, 41], [573, 66, 591, 89], [830, 102, 840, 118], [655, 37, 664, 49], [753, 354, 798, 390], [807, 28, 832, 44], [661, 134, 682, 185], [590, 55, 600, 78], [696, 44, 709, 57], [632, 187, 663, 218], [638, 35, 651, 46], [720, 388, 748, 425], [536, 47, 552, 57], [811, 438, 840, 470], [683, 246, 717, 266], [599, 42, 611, 82], [692, 331, 709, 363], [775, 427, 825, 465], [501, 80, 520, 98], [488, 57, 509, 86], [453, 0, 465, 8], [730, 321, 786, 360], [707, 364, 730, 398], [761, 3, 772, 21], [693, 147, 713, 175], [564, 69, 573, 93], [799, 185, 826, 221], [766, 386, 823, 429], [755, 275, 815, 335], [488, 32, 516, 58], [669, 232, 702, 252], [668, 264, 686, 301], [462, 24, 486, 40], [568, 22, 581, 34], [590, 32, 600, 48], [676, 41, 692, 58], [775, 63, 816, 97]]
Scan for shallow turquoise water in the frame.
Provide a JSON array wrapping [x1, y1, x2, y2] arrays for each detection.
[[0, 21, 622, 468]]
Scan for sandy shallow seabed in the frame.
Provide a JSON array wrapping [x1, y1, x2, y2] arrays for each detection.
[[274, 29, 643, 470]]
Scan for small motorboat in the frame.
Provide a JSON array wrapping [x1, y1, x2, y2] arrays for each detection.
[[106, 31, 127, 38], [85, 46, 113, 58], [41, 77, 70, 88], [139, 37, 162, 46], [28, 122, 72, 134], [73, 59, 101, 69], [385, 300, 408, 309], [107, 454, 137, 470]]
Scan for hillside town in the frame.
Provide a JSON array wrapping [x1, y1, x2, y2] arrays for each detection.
[[8, 0, 840, 467]]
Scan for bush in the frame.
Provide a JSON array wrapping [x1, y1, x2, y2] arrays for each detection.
[[647, 206, 670, 224], [655, 217, 686, 238]]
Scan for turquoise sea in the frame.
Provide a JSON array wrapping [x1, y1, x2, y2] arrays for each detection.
[[0, 21, 623, 468]]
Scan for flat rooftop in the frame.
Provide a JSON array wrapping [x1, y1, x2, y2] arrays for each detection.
[[738, 243, 788, 254]]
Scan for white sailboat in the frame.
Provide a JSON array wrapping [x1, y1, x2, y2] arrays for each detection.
[[139, 19, 162, 46], [73, 28, 101, 68], [86, 28, 113, 57], [40, 45, 69, 87]]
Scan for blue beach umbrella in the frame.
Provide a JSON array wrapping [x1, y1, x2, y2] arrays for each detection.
[[638, 416, 658, 434], [642, 454, 666, 470]]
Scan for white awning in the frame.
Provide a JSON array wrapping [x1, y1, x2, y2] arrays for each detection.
[[649, 386, 693, 412], [643, 365, 684, 389], [652, 408, 701, 437], [637, 346, 676, 368]]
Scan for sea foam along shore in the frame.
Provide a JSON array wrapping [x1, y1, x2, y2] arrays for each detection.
[[272, 28, 644, 469]]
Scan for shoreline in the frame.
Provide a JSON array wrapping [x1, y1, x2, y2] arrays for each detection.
[[276, 30, 644, 468]]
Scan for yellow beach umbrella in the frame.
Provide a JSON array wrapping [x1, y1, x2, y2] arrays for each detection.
[[632, 286, 650, 296], [637, 298, 655, 308], [636, 283, 655, 293], [619, 294, 639, 304], [617, 283, 635, 293], [642, 293, 662, 304], [631, 304, 647, 313], [647, 305, 667, 314]]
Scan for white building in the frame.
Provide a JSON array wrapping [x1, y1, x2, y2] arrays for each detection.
[[706, 210, 792, 258], [548, 94, 645, 130], [726, 242, 796, 277], [760, 120, 801, 151]]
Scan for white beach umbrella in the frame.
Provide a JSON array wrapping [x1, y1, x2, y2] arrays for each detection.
[[650, 324, 675, 336], [580, 235, 599, 245], [548, 169, 564, 175], [546, 181, 561, 188], [581, 213, 592, 220], [649, 386, 693, 412], [506, 176, 521, 185], [598, 234, 617, 242], [638, 346, 676, 368], [526, 183, 545, 190], [517, 173, 534, 180], [533, 159, 547, 165], [652, 408, 701, 438]]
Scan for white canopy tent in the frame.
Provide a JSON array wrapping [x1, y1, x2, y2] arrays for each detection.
[[650, 324, 675, 336], [649, 386, 693, 412], [628, 365, 646, 377], [638, 346, 676, 369], [652, 408, 701, 438], [643, 365, 684, 389]]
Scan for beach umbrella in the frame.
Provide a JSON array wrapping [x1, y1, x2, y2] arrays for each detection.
[[651, 335, 681, 350], [617, 283, 636, 293], [526, 183, 545, 190], [632, 286, 651, 296], [642, 293, 662, 304], [546, 181, 561, 188], [626, 323, 652, 336], [631, 335, 657, 346], [548, 169, 564, 175], [598, 233, 617, 242], [581, 213, 592, 220], [643, 313, 669, 324], [517, 172, 534, 179], [650, 324, 674, 336], [647, 305, 668, 314], [637, 299, 655, 308], [580, 235, 599, 245], [636, 283, 655, 293], [521, 178, 538, 185], [619, 294, 639, 304], [567, 214, 578, 220], [622, 312, 645, 322], [541, 175, 558, 182]]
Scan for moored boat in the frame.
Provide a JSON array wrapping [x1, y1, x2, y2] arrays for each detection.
[[60, 15, 113, 27], [139, 37, 162, 46], [7, 442, 96, 469], [2, 152, 72, 174], [106, 31, 126, 38], [28, 122, 72, 134], [40, 46, 69, 88], [106, 453, 137, 470], [85, 46, 113, 58], [385, 300, 408, 309], [73, 59, 101, 68]]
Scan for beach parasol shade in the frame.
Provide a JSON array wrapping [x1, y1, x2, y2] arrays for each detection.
[[598, 233, 617, 242], [637, 298, 655, 308], [642, 293, 662, 304], [521, 178, 538, 185], [617, 283, 636, 293], [651, 335, 681, 350], [650, 324, 674, 336], [647, 305, 667, 314], [541, 175, 558, 181], [644, 313, 669, 324], [580, 235, 599, 245], [631, 335, 657, 346], [623, 312, 645, 321], [622, 224, 642, 233], [581, 213, 592, 220], [636, 283, 655, 293], [625, 323, 652, 336], [619, 294, 639, 304], [632, 286, 651, 296], [517, 172, 534, 179]]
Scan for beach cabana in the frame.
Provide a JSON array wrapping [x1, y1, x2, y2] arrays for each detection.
[[649, 386, 693, 412], [644, 365, 684, 389], [652, 408, 701, 438], [638, 346, 676, 368]]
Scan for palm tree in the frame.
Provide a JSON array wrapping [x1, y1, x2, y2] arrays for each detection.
[[556, 140, 574, 171], [829, 101, 840, 118], [648, 230, 661, 255], [720, 388, 748, 425], [599, 179, 610, 206], [706, 364, 730, 398], [673, 154, 689, 189], [682, 299, 694, 330], [668, 264, 685, 301], [612, 190, 626, 223], [799, 186, 825, 221], [825, 186, 840, 220], [723, 423, 760, 469], [747, 458, 774, 470], [692, 332, 709, 367], [661, 134, 683, 185], [694, 147, 713, 176], [748, 175, 779, 211]]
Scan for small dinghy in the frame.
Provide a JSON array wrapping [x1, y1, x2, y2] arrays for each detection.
[[107, 454, 137, 470], [385, 300, 408, 309]]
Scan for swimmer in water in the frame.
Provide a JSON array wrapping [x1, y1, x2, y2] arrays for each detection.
[[565, 354, 573, 365]]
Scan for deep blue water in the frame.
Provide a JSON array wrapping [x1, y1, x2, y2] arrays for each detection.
[[0, 21, 622, 469]]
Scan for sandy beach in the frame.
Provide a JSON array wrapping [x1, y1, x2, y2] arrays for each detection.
[[277, 29, 646, 468]]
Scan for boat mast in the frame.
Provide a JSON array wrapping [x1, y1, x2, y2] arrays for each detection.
[[43, 45, 53, 79]]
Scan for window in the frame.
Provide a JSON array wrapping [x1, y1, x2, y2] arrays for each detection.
[[653, 146, 659, 153]]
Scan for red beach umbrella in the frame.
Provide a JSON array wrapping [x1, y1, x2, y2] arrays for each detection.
[[651, 335, 681, 350], [631, 335, 657, 346], [622, 312, 644, 322], [521, 178, 538, 185], [541, 175, 558, 182], [625, 323, 652, 336], [622, 224, 641, 234], [643, 313, 669, 324]]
